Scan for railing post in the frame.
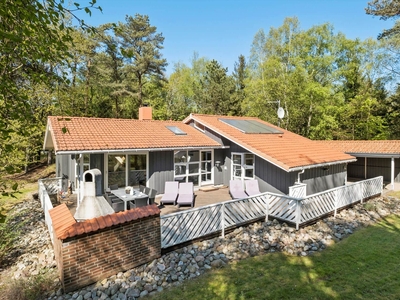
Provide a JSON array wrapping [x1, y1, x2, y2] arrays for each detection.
[[334, 189, 338, 217], [295, 199, 302, 230], [221, 203, 225, 238], [265, 194, 269, 222]]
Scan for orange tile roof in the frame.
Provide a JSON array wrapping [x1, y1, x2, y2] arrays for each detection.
[[50, 204, 160, 240], [317, 140, 400, 155], [45, 116, 222, 153], [185, 114, 356, 171]]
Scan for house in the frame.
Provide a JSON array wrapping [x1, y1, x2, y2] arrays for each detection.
[[43, 108, 356, 202], [317, 140, 400, 190]]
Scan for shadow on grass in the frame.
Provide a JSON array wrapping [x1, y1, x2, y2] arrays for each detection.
[[148, 215, 400, 300]]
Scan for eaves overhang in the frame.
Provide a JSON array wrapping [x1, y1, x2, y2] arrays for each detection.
[[55, 145, 230, 155], [345, 152, 400, 158], [288, 158, 357, 172]]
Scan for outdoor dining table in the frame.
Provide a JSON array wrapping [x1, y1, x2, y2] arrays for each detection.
[[110, 188, 147, 210]]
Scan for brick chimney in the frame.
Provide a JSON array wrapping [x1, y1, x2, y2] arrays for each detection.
[[139, 105, 152, 120]]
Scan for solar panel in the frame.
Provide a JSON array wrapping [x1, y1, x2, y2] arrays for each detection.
[[219, 119, 283, 134], [166, 126, 187, 135]]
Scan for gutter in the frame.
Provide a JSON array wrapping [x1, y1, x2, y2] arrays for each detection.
[[289, 158, 356, 172], [55, 145, 230, 155]]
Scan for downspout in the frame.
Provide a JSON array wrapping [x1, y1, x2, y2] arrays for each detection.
[[297, 169, 305, 183]]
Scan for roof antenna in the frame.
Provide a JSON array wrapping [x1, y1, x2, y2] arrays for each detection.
[[267, 100, 285, 127]]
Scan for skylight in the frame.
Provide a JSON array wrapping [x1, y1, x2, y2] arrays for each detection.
[[166, 126, 187, 135], [219, 119, 283, 134]]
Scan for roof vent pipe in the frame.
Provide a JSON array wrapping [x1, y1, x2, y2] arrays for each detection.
[[297, 169, 305, 183]]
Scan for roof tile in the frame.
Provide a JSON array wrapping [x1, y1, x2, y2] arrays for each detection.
[[187, 114, 356, 171], [46, 116, 222, 153], [317, 140, 400, 155], [57, 204, 160, 240]]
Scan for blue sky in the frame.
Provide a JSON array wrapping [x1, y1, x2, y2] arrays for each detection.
[[74, 0, 393, 75]]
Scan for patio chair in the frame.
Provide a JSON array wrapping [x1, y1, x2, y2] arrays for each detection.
[[144, 186, 151, 196], [139, 185, 145, 193], [229, 179, 248, 199], [245, 179, 261, 196], [110, 184, 119, 190], [148, 188, 157, 205], [176, 182, 194, 208], [129, 194, 149, 209], [111, 198, 124, 212], [160, 181, 179, 206]]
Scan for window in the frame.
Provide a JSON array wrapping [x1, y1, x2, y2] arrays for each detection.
[[174, 150, 213, 186], [232, 153, 254, 180]]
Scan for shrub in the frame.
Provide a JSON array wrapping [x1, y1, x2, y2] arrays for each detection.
[[0, 270, 58, 300]]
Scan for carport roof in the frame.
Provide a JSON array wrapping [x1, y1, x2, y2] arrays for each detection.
[[317, 140, 400, 157]]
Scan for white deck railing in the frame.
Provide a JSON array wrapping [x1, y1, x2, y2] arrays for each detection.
[[38, 177, 62, 243], [161, 194, 268, 249], [160, 177, 383, 248], [38, 176, 383, 248]]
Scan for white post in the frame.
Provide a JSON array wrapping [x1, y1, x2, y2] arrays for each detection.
[[295, 199, 302, 230], [221, 203, 225, 238], [265, 194, 269, 222], [391, 157, 395, 190], [334, 189, 338, 217]]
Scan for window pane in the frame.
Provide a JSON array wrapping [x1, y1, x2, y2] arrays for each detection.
[[108, 155, 126, 187], [188, 151, 199, 162], [175, 164, 186, 175], [188, 175, 199, 186], [201, 162, 211, 172], [233, 154, 241, 165], [245, 154, 254, 165], [83, 154, 90, 164], [245, 169, 254, 178], [233, 165, 242, 177], [202, 173, 211, 181], [175, 151, 187, 163], [128, 154, 146, 187], [201, 151, 211, 161], [189, 163, 199, 174]]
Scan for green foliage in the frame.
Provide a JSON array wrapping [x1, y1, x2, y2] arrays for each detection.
[[0, 0, 100, 195]]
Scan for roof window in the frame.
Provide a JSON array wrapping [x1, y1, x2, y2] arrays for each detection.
[[166, 126, 187, 135]]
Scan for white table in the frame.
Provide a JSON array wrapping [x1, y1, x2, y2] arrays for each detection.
[[110, 188, 147, 210]]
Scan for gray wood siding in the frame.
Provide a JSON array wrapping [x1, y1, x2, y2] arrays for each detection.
[[255, 156, 296, 194], [148, 151, 174, 194], [348, 157, 400, 182], [301, 163, 347, 195]]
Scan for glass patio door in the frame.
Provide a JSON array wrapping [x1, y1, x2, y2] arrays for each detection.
[[107, 154, 126, 188], [200, 150, 212, 185]]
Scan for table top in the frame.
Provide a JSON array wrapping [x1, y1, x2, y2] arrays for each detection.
[[110, 188, 146, 201]]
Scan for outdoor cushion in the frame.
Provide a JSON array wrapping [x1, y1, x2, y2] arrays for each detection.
[[160, 181, 179, 205], [176, 182, 194, 208], [229, 179, 248, 199], [245, 179, 261, 196]]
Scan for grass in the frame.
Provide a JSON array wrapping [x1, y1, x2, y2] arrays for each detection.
[[148, 215, 400, 300], [0, 163, 55, 220]]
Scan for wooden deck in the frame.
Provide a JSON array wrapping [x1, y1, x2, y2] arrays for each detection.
[[56, 185, 233, 217]]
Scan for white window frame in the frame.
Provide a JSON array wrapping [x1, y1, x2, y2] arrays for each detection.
[[231, 152, 255, 180]]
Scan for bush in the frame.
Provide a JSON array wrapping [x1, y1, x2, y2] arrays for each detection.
[[0, 270, 58, 300]]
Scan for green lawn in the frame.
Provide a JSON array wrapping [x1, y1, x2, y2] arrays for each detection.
[[149, 214, 400, 300]]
